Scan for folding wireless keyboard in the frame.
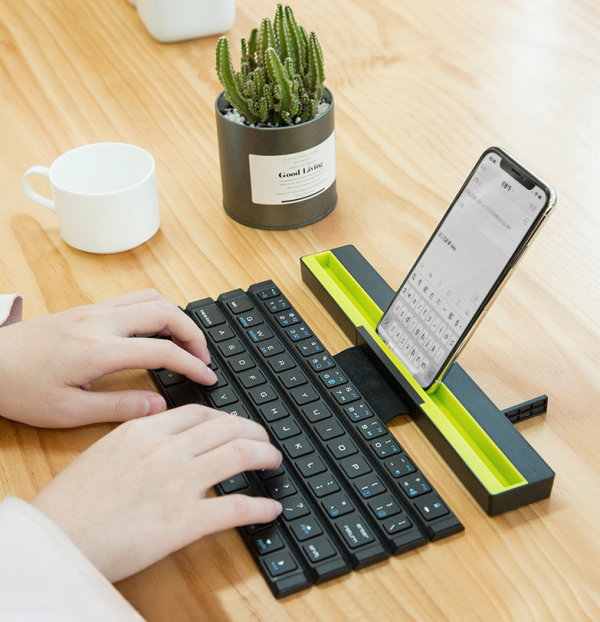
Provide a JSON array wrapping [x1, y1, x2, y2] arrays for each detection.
[[149, 280, 463, 598]]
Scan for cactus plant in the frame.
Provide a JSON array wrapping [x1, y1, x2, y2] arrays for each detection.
[[216, 4, 326, 126]]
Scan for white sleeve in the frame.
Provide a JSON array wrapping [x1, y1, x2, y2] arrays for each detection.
[[0, 294, 23, 327], [0, 497, 146, 622]]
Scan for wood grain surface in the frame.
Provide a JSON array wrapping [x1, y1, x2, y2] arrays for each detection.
[[1, 0, 599, 620]]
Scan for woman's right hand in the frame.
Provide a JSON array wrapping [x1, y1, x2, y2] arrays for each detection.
[[31, 404, 283, 583]]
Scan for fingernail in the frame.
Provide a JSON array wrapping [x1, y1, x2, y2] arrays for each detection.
[[145, 394, 166, 416], [273, 500, 283, 515], [202, 347, 211, 366], [206, 367, 218, 385]]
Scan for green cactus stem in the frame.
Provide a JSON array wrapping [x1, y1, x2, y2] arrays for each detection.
[[216, 4, 326, 127]]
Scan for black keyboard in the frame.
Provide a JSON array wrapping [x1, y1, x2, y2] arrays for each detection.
[[149, 280, 463, 598]]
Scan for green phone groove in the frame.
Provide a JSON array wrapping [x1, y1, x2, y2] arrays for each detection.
[[302, 251, 527, 495]]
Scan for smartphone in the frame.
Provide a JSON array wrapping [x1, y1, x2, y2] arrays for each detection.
[[377, 146, 556, 390]]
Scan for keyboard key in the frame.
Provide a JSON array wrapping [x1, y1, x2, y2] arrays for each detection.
[[284, 325, 312, 341], [353, 474, 387, 499], [296, 340, 324, 357], [330, 385, 360, 404], [252, 529, 285, 555], [358, 420, 387, 440], [220, 473, 249, 494], [289, 518, 324, 541], [263, 551, 298, 577], [336, 519, 375, 549], [247, 326, 274, 343], [282, 436, 314, 458], [314, 420, 345, 441], [218, 339, 246, 358], [384, 456, 416, 478], [157, 369, 185, 387], [303, 538, 336, 563], [271, 419, 302, 440], [398, 474, 432, 497], [265, 476, 297, 499], [340, 456, 372, 479], [368, 495, 403, 519], [414, 496, 450, 520], [322, 492, 354, 518], [275, 311, 301, 327], [289, 386, 320, 406], [255, 286, 280, 300], [381, 516, 412, 535], [194, 305, 225, 328], [307, 472, 340, 498], [306, 354, 335, 371], [343, 402, 373, 422], [266, 297, 291, 313], [226, 296, 254, 314], [327, 438, 358, 459], [295, 455, 327, 478], [257, 339, 285, 358], [259, 402, 290, 422], [281, 496, 310, 521], [228, 353, 256, 372], [279, 370, 308, 389], [319, 370, 347, 388], [238, 369, 267, 388], [248, 385, 278, 405], [300, 403, 333, 423], [237, 313, 263, 328], [210, 387, 239, 408], [268, 353, 296, 373]]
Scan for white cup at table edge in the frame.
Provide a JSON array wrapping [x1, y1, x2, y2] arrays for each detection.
[[22, 142, 160, 254]]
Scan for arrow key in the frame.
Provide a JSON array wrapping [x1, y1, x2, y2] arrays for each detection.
[[262, 550, 298, 577], [252, 528, 285, 556]]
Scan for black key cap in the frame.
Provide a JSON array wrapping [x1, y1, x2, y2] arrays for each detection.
[[220, 473, 249, 494], [157, 369, 185, 387], [256, 286, 280, 300], [289, 518, 324, 541], [301, 403, 333, 423], [295, 339, 324, 356], [307, 472, 340, 498], [384, 456, 416, 478], [319, 370, 348, 388], [221, 403, 251, 419], [353, 474, 387, 499], [228, 353, 256, 372], [281, 496, 310, 521], [167, 383, 198, 407], [327, 438, 358, 460], [414, 495, 450, 521], [266, 297, 291, 313], [237, 313, 263, 328], [279, 369, 308, 389], [343, 402, 374, 422], [370, 437, 402, 458], [367, 494, 403, 520], [398, 474, 432, 498], [381, 515, 412, 535], [336, 519, 376, 549], [257, 339, 285, 358], [226, 296, 254, 314], [238, 369, 267, 388], [259, 402, 290, 422], [252, 529, 285, 555], [340, 456, 372, 479], [330, 385, 360, 404], [303, 538, 336, 563], [357, 420, 387, 440], [306, 354, 335, 371], [268, 353, 296, 373], [248, 385, 278, 405], [265, 476, 297, 499], [247, 326, 274, 343], [275, 311, 301, 327], [210, 387, 239, 408], [289, 386, 320, 406], [282, 436, 314, 459], [314, 420, 344, 441], [207, 324, 235, 342], [284, 325, 312, 341], [271, 419, 301, 440], [218, 339, 246, 358], [194, 305, 225, 328], [263, 550, 298, 577], [322, 493, 354, 518], [295, 455, 327, 478], [257, 465, 285, 480]]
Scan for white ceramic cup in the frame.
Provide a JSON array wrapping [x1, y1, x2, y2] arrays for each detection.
[[22, 142, 160, 254]]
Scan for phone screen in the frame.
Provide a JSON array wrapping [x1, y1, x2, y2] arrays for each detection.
[[377, 148, 551, 389]]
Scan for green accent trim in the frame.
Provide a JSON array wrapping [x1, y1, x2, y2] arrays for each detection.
[[302, 250, 527, 495]]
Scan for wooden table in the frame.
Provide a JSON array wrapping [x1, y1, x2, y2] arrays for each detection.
[[1, 0, 599, 620]]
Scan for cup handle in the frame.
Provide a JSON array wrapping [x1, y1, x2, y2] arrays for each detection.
[[22, 166, 55, 213]]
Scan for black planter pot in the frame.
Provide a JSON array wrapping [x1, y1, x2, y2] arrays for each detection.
[[215, 88, 337, 230]]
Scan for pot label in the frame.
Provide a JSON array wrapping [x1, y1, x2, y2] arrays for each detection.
[[248, 130, 336, 205]]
